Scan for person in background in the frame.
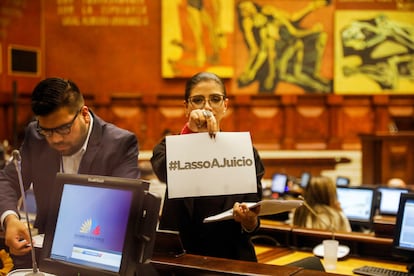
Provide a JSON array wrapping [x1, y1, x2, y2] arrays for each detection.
[[292, 176, 351, 232], [387, 177, 407, 189], [0, 78, 140, 261], [151, 71, 265, 262]]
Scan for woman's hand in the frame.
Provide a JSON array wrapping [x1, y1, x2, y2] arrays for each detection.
[[233, 202, 260, 232], [187, 109, 218, 138]]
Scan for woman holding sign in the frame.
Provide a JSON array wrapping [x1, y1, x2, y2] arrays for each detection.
[[151, 72, 265, 262]]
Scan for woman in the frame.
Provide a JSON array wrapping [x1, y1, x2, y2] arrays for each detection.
[[150, 72, 265, 261], [293, 176, 351, 232]]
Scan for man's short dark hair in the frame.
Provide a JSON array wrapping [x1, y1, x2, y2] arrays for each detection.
[[31, 78, 84, 116]]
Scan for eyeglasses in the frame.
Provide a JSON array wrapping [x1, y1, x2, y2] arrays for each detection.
[[188, 94, 225, 108], [36, 109, 81, 137]]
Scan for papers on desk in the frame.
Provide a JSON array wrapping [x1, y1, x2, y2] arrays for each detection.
[[203, 199, 303, 223], [33, 234, 44, 248]]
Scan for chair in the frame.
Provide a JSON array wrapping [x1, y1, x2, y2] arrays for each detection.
[[249, 234, 280, 246]]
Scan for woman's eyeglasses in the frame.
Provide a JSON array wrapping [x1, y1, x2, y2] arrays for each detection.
[[188, 94, 225, 108], [36, 109, 81, 137]]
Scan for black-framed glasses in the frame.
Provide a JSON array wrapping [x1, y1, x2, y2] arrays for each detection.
[[36, 109, 81, 137], [188, 94, 225, 108]]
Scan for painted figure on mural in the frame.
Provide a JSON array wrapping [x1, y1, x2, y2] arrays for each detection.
[[341, 13, 414, 90], [342, 53, 414, 90], [186, 0, 222, 66], [236, 0, 332, 94], [162, 0, 234, 78]]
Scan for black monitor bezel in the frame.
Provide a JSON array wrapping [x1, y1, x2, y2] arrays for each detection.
[[392, 192, 414, 261], [336, 186, 377, 228], [40, 173, 149, 276], [376, 186, 410, 216]]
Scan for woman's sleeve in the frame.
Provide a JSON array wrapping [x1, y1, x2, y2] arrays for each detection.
[[253, 147, 265, 200], [150, 138, 168, 183]]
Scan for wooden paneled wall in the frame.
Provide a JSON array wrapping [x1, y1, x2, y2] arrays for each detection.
[[2, 93, 413, 152]]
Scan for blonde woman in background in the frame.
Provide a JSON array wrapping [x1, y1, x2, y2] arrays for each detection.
[[293, 176, 352, 232]]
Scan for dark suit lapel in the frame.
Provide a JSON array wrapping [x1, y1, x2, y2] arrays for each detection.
[[38, 146, 61, 173], [78, 112, 102, 174]]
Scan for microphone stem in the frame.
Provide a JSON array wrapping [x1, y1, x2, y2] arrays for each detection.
[[13, 160, 40, 273], [299, 196, 335, 240]]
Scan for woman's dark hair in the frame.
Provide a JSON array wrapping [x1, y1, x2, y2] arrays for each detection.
[[31, 78, 84, 116], [184, 72, 227, 101]]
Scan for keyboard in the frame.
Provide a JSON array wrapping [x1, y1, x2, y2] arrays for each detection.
[[353, 265, 409, 276]]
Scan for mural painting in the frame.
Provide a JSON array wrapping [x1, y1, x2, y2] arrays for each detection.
[[335, 10, 414, 94], [234, 0, 333, 94]]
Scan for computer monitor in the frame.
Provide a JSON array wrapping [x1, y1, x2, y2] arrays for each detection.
[[40, 173, 160, 276], [300, 172, 311, 189], [336, 186, 377, 229], [392, 193, 414, 263], [377, 187, 409, 216], [271, 173, 288, 194], [336, 176, 350, 187]]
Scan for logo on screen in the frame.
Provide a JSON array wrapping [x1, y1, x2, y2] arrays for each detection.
[[80, 218, 101, 236]]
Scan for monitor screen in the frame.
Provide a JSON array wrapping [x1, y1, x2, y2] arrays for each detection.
[[377, 187, 409, 216], [40, 173, 159, 276], [336, 186, 376, 227], [271, 173, 288, 194], [300, 172, 311, 189], [336, 176, 350, 187], [392, 193, 414, 261]]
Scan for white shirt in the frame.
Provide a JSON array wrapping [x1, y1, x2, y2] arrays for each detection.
[[61, 113, 93, 173]]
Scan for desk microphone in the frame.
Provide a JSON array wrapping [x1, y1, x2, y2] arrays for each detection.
[[8, 150, 54, 276], [297, 195, 350, 258]]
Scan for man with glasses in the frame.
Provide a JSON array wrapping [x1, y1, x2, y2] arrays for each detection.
[[151, 72, 265, 262], [0, 78, 140, 262]]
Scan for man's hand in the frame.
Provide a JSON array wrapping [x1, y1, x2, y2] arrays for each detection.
[[4, 214, 32, 256]]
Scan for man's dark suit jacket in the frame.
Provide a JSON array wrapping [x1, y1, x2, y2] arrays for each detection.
[[151, 136, 264, 262], [0, 112, 140, 233]]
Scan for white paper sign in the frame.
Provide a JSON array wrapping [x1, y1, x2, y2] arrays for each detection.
[[166, 132, 257, 198]]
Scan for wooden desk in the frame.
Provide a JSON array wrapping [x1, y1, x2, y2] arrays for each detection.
[[255, 245, 409, 275], [151, 252, 343, 275], [257, 219, 396, 260], [151, 247, 408, 276]]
